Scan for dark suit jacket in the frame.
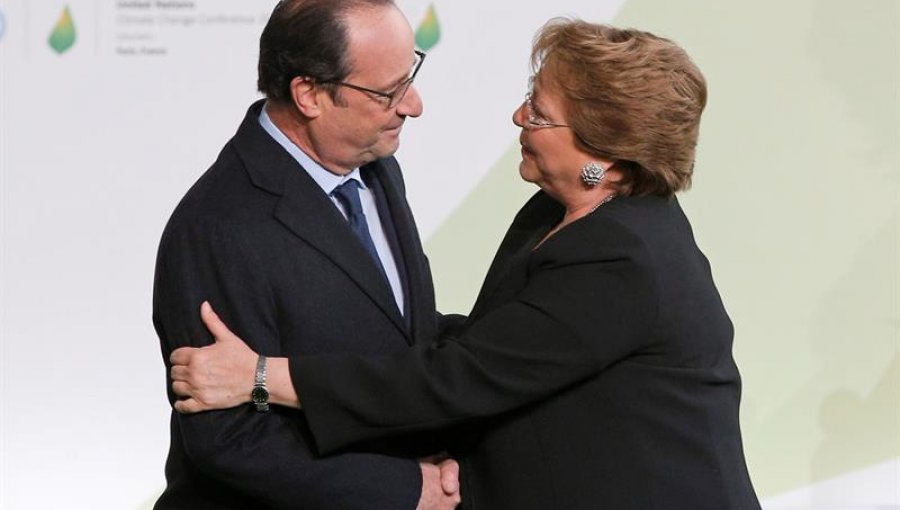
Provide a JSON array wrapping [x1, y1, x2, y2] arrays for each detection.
[[152, 100, 438, 509], [293, 192, 761, 510]]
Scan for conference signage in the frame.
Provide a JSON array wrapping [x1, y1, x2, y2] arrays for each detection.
[[3, 2, 440, 58], [48, 6, 77, 54]]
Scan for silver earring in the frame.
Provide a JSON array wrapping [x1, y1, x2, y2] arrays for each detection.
[[581, 162, 606, 187]]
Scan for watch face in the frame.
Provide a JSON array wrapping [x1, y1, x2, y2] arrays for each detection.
[[251, 386, 269, 404]]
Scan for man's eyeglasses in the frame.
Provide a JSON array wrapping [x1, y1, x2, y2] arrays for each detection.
[[326, 50, 426, 109]]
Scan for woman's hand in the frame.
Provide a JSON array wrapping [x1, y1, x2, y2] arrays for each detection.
[[170, 301, 258, 413]]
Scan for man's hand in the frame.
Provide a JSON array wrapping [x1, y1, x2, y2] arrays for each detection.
[[416, 459, 461, 510], [170, 301, 258, 413]]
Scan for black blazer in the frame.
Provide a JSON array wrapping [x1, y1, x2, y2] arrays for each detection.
[[152, 101, 438, 509], [293, 192, 761, 510]]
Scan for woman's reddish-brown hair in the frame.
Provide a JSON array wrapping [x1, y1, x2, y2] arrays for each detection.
[[533, 19, 707, 196]]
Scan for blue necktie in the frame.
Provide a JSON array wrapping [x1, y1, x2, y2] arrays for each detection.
[[332, 179, 388, 277]]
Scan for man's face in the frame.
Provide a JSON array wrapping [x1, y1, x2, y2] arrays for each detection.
[[311, 5, 423, 173]]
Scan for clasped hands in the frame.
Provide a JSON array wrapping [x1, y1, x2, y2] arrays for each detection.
[[169, 302, 461, 509]]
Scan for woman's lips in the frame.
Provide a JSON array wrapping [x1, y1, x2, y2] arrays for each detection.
[[520, 142, 533, 157]]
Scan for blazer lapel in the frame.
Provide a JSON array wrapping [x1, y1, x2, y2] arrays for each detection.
[[470, 191, 561, 319], [232, 101, 408, 338], [365, 158, 434, 346]]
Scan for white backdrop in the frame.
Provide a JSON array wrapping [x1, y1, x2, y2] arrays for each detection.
[[1, 1, 897, 509]]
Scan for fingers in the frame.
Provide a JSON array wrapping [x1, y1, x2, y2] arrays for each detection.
[[174, 398, 202, 414], [170, 301, 227, 367], [170, 365, 189, 382], [417, 462, 461, 509], [172, 380, 191, 397], [169, 346, 197, 366], [438, 459, 460, 495], [200, 301, 232, 341]]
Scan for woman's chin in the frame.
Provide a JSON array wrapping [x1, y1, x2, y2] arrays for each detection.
[[518, 160, 538, 184]]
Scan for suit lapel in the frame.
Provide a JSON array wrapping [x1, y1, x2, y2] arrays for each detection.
[[367, 158, 434, 346], [470, 191, 561, 319], [363, 167, 412, 324], [274, 170, 408, 336], [232, 101, 408, 339]]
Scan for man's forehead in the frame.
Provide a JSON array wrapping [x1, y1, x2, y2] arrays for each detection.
[[344, 6, 415, 82], [343, 4, 413, 47]]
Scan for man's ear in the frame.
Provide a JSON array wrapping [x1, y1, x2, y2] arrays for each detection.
[[290, 77, 321, 119]]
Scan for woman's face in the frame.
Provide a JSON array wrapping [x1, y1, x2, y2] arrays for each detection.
[[512, 74, 595, 197]]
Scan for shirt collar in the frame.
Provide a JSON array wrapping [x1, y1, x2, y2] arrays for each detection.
[[258, 102, 366, 194]]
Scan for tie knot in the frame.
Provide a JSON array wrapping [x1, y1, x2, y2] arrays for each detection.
[[333, 179, 364, 217]]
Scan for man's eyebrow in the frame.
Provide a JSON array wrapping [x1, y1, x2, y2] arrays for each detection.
[[382, 55, 418, 90], [385, 75, 410, 91]]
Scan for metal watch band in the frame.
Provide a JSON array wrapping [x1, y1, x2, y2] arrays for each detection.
[[252, 355, 270, 412]]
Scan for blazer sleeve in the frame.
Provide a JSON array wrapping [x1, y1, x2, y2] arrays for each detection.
[[292, 215, 659, 455], [153, 215, 421, 510]]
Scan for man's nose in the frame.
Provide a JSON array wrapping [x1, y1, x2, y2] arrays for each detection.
[[396, 84, 423, 118]]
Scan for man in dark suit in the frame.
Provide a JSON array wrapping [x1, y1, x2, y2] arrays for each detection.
[[152, 1, 459, 508]]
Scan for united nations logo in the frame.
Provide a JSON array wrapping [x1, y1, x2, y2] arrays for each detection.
[[402, 2, 441, 52]]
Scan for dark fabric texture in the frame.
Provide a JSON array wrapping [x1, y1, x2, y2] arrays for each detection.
[[293, 191, 762, 510], [152, 100, 438, 510]]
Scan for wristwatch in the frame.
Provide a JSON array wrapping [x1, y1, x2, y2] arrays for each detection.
[[251, 355, 270, 413]]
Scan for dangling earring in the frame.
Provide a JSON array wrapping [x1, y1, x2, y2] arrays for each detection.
[[581, 162, 606, 187]]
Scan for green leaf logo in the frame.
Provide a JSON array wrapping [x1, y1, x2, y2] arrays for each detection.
[[48, 6, 76, 54], [415, 4, 441, 52]]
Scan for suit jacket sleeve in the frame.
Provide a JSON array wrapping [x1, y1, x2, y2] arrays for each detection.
[[292, 214, 659, 455], [153, 215, 421, 509]]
